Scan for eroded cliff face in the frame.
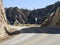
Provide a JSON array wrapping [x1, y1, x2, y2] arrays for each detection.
[[0, 0, 9, 42], [41, 7, 60, 27], [51, 7, 60, 27]]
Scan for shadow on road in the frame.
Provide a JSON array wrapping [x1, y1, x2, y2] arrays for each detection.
[[5, 26, 60, 35]]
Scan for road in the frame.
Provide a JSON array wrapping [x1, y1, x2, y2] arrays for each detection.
[[0, 26, 60, 45], [0, 34, 60, 45]]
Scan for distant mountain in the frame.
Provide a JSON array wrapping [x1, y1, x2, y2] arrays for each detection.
[[5, 1, 60, 25]]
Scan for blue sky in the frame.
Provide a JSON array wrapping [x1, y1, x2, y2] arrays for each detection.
[[3, 0, 59, 9]]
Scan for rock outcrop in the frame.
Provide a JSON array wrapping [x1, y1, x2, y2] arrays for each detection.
[[41, 7, 60, 27], [51, 7, 60, 27], [0, 0, 9, 42]]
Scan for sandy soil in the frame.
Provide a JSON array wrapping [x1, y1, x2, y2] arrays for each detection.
[[0, 24, 40, 43]]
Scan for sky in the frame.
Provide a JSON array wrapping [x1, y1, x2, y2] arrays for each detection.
[[3, 0, 60, 10]]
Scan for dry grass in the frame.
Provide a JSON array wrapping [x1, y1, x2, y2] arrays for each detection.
[[15, 24, 40, 27]]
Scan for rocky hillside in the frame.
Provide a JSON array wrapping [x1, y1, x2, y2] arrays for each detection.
[[5, 1, 60, 25], [0, 1, 60, 43], [41, 6, 60, 27], [0, 0, 10, 42], [51, 7, 60, 27], [5, 7, 30, 24]]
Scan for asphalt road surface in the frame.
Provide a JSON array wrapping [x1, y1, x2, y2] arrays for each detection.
[[0, 26, 60, 45]]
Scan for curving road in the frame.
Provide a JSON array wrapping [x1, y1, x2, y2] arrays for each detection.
[[0, 26, 60, 45], [0, 34, 60, 45]]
